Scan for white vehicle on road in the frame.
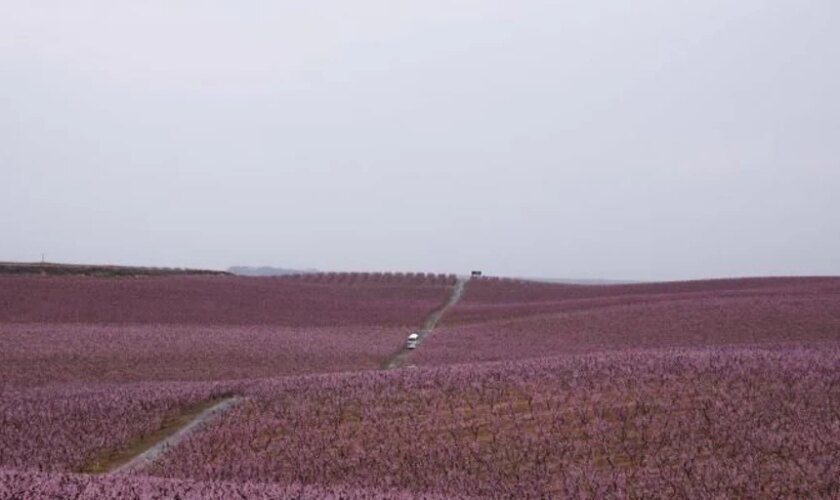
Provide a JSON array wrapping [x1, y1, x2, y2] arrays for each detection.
[[406, 332, 420, 349]]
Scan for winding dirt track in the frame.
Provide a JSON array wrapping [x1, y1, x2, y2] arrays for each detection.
[[94, 277, 466, 475], [385, 277, 469, 369], [110, 396, 241, 474]]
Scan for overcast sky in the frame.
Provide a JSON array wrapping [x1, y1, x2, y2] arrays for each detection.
[[2, 1, 838, 281]]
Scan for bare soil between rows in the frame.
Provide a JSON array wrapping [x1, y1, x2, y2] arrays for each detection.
[[77, 397, 230, 474]]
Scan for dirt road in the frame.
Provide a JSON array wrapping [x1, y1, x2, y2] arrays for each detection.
[[385, 277, 468, 369], [110, 396, 241, 474], [89, 278, 465, 474]]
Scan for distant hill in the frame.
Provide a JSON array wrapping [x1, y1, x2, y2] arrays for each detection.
[[521, 277, 642, 285], [227, 266, 319, 277], [0, 261, 229, 277]]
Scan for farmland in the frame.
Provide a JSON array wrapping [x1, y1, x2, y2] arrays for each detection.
[[0, 324, 417, 386], [414, 277, 840, 366], [149, 347, 840, 498], [1, 272, 839, 498], [0, 272, 454, 326]]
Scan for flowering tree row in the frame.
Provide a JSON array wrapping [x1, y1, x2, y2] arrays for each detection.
[[0, 382, 229, 472], [447, 276, 840, 324], [413, 293, 840, 366], [0, 275, 452, 327], [0, 324, 411, 387], [147, 346, 840, 498], [0, 468, 462, 500], [281, 272, 457, 286]]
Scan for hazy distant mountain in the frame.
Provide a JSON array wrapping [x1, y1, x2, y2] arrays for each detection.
[[227, 266, 319, 277]]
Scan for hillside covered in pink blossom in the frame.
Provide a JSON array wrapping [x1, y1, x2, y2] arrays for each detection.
[[2, 273, 839, 498]]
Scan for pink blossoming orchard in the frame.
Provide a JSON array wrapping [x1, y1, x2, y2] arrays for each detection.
[[1, 272, 839, 498]]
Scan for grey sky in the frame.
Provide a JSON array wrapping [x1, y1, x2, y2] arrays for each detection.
[[2, 1, 839, 281]]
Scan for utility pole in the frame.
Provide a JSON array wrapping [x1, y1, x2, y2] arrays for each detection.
[[41, 253, 45, 264]]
